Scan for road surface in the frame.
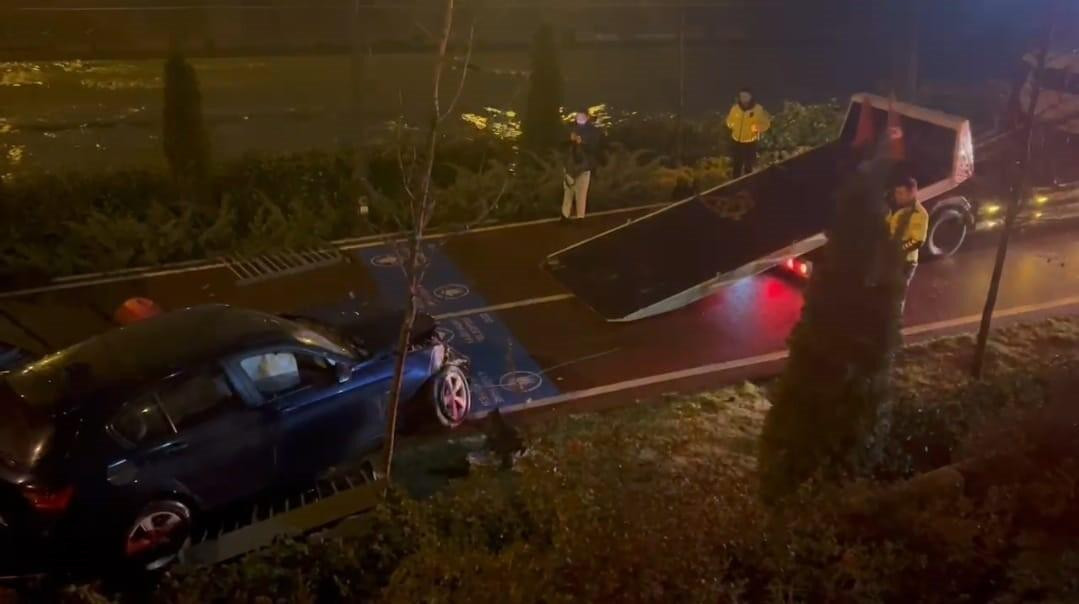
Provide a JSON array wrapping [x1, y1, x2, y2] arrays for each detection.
[[3, 210, 1079, 418]]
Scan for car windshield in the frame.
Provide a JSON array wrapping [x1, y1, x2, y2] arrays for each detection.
[[0, 380, 55, 470], [288, 320, 364, 359]]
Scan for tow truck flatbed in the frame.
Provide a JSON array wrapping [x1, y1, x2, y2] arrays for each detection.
[[546, 93, 974, 322]]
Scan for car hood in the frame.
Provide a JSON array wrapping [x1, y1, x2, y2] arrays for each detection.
[[285, 302, 436, 355]]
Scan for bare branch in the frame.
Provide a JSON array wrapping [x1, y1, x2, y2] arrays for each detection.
[[439, 18, 476, 123], [394, 116, 417, 203], [412, 20, 436, 45], [428, 0, 455, 126], [472, 174, 510, 225]]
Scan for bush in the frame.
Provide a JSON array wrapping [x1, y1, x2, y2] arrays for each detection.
[[1, 102, 841, 281], [520, 24, 565, 153], [759, 100, 846, 162], [758, 157, 906, 502], [162, 52, 211, 194]]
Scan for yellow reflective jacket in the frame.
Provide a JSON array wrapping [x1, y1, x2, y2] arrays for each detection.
[[887, 203, 929, 264], [726, 103, 771, 143]]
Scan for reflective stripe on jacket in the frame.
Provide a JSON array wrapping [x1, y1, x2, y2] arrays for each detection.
[[887, 203, 929, 264], [726, 103, 771, 143]]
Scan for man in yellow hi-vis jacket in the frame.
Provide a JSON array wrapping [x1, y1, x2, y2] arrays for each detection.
[[887, 176, 929, 312], [726, 88, 771, 177]]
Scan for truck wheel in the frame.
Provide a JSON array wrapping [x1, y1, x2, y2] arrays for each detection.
[[924, 207, 969, 259]]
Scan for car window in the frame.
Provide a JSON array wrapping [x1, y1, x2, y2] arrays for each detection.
[[157, 371, 237, 430], [239, 351, 337, 399], [109, 396, 173, 447]]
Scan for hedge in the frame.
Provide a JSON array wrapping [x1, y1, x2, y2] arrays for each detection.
[[1, 101, 843, 283]]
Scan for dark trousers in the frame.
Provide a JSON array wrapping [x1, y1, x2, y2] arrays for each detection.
[[731, 141, 758, 178]]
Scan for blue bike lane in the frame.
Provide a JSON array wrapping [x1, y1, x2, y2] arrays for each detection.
[[354, 243, 561, 415]]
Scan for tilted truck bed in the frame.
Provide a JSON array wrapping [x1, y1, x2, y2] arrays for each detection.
[[546, 93, 974, 322]]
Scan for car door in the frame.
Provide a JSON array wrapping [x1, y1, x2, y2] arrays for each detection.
[[108, 367, 277, 510], [231, 348, 390, 485]]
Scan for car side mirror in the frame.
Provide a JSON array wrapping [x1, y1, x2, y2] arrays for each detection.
[[335, 362, 353, 383]]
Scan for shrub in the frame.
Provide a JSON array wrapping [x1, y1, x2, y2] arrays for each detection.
[[759, 100, 846, 162], [520, 24, 565, 153], [162, 51, 211, 195], [1, 102, 841, 281], [758, 157, 906, 503]]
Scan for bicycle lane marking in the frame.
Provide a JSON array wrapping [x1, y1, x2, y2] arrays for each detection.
[[355, 243, 561, 414]]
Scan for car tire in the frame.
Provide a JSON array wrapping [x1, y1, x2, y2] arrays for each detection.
[[426, 365, 472, 428], [122, 499, 193, 572], [924, 206, 970, 259]]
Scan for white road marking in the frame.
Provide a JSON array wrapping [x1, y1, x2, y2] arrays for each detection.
[[902, 294, 1079, 335], [433, 294, 574, 320], [478, 294, 1079, 418], [0, 204, 663, 298]]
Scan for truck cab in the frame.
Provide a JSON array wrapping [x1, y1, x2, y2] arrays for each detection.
[[921, 47, 1079, 259]]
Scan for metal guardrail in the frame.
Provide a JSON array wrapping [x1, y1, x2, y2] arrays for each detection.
[[221, 248, 345, 286], [182, 468, 383, 566]]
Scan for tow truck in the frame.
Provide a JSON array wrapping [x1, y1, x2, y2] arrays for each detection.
[[546, 49, 1079, 322], [545, 92, 974, 321]]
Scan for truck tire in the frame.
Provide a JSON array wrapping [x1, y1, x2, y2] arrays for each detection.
[[924, 206, 970, 259]]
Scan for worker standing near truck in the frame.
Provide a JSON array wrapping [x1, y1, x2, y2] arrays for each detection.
[[888, 176, 929, 311], [562, 111, 600, 221], [726, 88, 771, 178]]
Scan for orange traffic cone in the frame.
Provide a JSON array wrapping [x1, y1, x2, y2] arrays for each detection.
[[113, 297, 162, 326]]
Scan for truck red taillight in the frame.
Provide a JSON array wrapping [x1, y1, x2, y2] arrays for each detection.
[[782, 257, 811, 278], [21, 485, 75, 516]]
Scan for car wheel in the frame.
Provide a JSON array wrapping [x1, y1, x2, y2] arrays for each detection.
[[428, 365, 471, 428], [925, 207, 970, 259], [123, 500, 193, 572]]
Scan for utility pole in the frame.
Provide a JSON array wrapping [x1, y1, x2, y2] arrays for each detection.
[[971, 0, 1057, 378]]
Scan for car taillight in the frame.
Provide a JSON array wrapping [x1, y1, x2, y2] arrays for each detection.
[[21, 485, 75, 516]]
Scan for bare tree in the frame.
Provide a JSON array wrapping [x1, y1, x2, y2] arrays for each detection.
[[380, 0, 474, 484], [971, 0, 1059, 378]]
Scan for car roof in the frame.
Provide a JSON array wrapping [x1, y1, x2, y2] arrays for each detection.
[[4, 305, 308, 410]]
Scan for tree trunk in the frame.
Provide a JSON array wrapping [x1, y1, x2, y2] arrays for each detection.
[[971, 1, 1058, 378], [381, 0, 456, 485]]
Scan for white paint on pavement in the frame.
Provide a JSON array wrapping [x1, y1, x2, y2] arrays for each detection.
[[476, 293, 1079, 418], [432, 294, 575, 320]]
